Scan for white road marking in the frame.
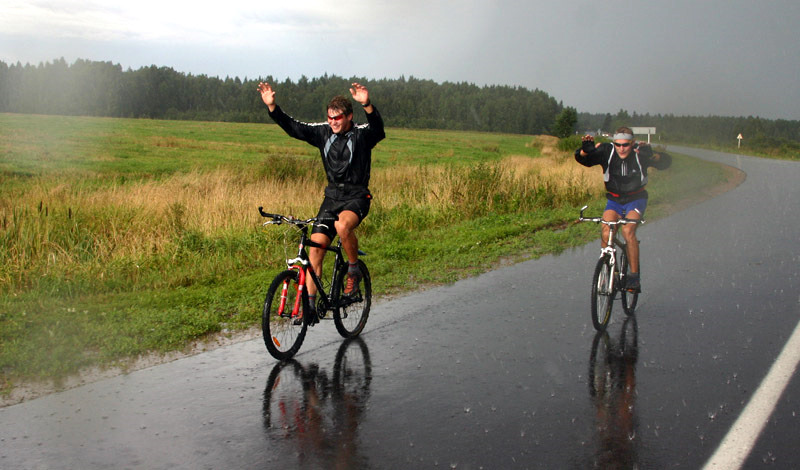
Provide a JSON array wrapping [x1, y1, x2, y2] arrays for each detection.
[[703, 319, 800, 469]]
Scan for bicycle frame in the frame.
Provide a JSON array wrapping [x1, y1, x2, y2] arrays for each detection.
[[579, 205, 642, 294], [288, 231, 348, 315]]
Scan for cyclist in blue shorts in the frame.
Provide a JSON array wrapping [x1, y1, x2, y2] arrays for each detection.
[[575, 126, 671, 292]]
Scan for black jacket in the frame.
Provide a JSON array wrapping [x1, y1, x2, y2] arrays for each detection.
[[268, 105, 385, 198], [575, 142, 671, 202]]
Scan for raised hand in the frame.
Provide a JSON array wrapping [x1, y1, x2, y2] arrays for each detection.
[[349, 82, 370, 106], [581, 135, 596, 153], [257, 82, 276, 110]]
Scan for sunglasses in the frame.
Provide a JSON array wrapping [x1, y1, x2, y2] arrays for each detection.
[[327, 113, 345, 121], [613, 142, 632, 148]]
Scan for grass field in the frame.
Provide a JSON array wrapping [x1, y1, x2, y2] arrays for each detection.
[[0, 113, 733, 395]]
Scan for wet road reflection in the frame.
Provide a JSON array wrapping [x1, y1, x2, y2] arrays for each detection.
[[262, 338, 372, 468], [589, 316, 639, 468]]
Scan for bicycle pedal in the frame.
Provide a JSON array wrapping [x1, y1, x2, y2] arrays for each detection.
[[340, 295, 362, 306]]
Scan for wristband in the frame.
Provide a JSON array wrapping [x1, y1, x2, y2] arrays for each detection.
[[362, 100, 371, 107]]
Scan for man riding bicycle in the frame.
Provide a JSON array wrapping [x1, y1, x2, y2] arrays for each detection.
[[258, 81, 385, 313], [575, 127, 671, 292]]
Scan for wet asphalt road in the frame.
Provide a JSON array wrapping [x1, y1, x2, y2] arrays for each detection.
[[2, 147, 799, 469]]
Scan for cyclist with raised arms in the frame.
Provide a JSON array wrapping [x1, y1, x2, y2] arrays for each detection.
[[258, 81, 385, 313], [575, 127, 671, 292]]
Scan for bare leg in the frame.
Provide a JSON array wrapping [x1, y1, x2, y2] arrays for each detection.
[[621, 215, 640, 273], [335, 210, 361, 264], [307, 233, 331, 297], [601, 209, 620, 248]]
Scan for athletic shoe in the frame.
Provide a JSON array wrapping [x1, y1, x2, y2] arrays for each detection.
[[344, 271, 362, 296], [625, 273, 641, 292]]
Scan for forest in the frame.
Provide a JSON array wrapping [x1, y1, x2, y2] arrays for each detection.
[[1, 58, 799, 149]]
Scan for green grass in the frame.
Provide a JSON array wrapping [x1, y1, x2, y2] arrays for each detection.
[[0, 113, 733, 393]]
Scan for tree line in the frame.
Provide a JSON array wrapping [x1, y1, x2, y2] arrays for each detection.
[[578, 109, 800, 151], [0, 58, 562, 135], [1, 58, 798, 147]]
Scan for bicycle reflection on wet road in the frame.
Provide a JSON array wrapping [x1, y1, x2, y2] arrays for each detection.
[[589, 315, 640, 468], [263, 338, 372, 468]]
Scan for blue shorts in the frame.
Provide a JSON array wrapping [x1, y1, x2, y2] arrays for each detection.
[[605, 198, 647, 218]]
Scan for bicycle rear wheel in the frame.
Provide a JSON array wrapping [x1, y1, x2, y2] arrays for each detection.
[[334, 260, 371, 338], [591, 255, 614, 331], [619, 243, 639, 315], [262, 269, 309, 360]]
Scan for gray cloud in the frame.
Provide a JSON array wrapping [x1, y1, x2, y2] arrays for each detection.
[[1, 0, 797, 119]]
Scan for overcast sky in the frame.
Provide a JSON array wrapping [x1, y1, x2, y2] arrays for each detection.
[[1, 0, 798, 120]]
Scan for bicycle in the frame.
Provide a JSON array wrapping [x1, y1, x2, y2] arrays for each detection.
[[259, 207, 371, 360], [579, 205, 643, 331]]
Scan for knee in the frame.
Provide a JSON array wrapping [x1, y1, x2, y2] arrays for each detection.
[[335, 221, 355, 238]]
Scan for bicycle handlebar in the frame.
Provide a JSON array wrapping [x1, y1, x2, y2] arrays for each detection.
[[578, 205, 644, 225], [258, 207, 337, 227]]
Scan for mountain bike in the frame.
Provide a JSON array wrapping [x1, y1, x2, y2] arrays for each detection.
[[259, 207, 371, 360], [579, 205, 642, 331]]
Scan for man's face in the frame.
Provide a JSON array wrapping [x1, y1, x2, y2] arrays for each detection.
[[613, 139, 634, 158], [327, 108, 353, 134]]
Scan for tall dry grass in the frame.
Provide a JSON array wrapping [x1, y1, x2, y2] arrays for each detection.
[[373, 135, 603, 214], [0, 136, 602, 293]]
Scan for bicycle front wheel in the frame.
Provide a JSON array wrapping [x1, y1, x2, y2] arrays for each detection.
[[262, 269, 309, 360], [591, 255, 614, 331], [334, 260, 371, 338], [619, 243, 639, 315]]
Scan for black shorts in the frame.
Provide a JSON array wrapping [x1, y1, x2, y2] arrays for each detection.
[[312, 193, 372, 239]]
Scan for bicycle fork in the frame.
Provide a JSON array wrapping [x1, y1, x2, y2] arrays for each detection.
[[278, 267, 306, 321], [600, 247, 617, 295]]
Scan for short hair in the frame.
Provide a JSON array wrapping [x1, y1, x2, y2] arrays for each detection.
[[327, 95, 353, 116], [615, 126, 634, 137]]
